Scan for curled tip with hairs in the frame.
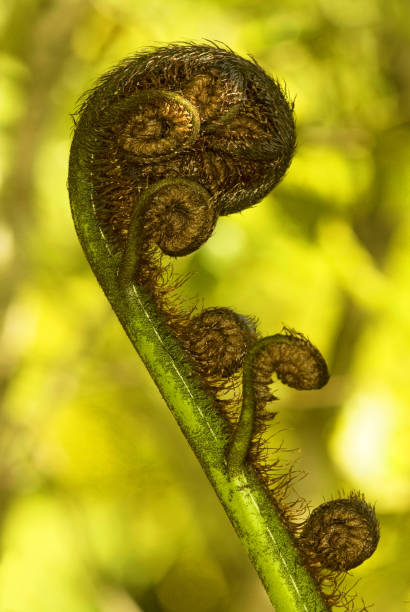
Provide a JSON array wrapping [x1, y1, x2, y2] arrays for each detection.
[[299, 492, 380, 572]]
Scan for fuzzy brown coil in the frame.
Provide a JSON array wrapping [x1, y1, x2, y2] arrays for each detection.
[[299, 492, 380, 571], [143, 180, 216, 256], [185, 307, 257, 378], [250, 329, 330, 408]]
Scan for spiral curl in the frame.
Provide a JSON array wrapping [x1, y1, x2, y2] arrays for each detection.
[[142, 179, 215, 257], [184, 307, 258, 379], [250, 328, 330, 407], [299, 492, 380, 572], [227, 329, 329, 476]]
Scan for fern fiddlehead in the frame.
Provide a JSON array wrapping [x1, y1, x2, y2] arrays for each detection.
[[227, 330, 330, 477], [68, 43, 379, 611]]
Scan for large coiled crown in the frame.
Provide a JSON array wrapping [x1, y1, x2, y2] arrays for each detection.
[[76, 43, 296, 256]]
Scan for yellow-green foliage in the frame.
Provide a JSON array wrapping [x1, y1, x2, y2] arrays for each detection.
[[0, 0, 409, 610]]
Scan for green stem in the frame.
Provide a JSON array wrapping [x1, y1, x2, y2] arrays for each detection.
[[68, 126, 330, 612], [227, 334, 292, 476]]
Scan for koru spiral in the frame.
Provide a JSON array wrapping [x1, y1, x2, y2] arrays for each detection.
[[70, 43, 379, 611]]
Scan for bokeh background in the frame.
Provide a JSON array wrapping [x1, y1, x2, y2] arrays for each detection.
[[1, 0, 409, 610]]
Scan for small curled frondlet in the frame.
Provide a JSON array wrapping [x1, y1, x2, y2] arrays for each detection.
[[118, 91, 200, 159], [226, 330, 329, 477], [250, 328, 330, 408], [185, 307, 258, 378], [299, 492, 380, 572], [143, 180, 215, 256]]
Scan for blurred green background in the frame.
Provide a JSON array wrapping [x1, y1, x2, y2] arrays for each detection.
[[1, 0, 409, 610]]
